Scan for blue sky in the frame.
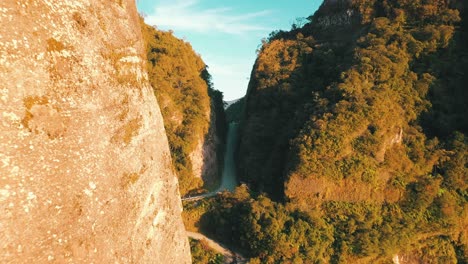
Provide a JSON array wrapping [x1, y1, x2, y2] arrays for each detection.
[[137, 0, 321, 100]]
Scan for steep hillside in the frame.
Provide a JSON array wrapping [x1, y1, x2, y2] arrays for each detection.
[[0, 0, 190, 263], [141, 23, 226, 196], [225, 97, 245, 123], [236, 0, 467, 262]]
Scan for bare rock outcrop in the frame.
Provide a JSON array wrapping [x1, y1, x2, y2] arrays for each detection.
[[189, 101, 221, 187], [0, 0, 190, 263]]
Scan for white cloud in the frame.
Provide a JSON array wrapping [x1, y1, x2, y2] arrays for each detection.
[[144, 0, 272, 35]]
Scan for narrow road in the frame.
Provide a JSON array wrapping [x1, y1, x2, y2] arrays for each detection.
[[187, 231, 247, 264], [182, 122, 239, 202], [184, 123, 246, 263]]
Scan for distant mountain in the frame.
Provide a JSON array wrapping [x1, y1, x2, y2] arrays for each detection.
[[224, 98, 242, 109], [225, 97, 245, 123]]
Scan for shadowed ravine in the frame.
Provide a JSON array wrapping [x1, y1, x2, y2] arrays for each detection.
[[184, 123, 244, 262], [182, 122, 239, 201], [218, 122, 239, 192]]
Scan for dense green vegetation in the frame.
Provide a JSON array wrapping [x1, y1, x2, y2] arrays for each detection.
[[230, 0, 468, 262], [225, 98, 245, 123], [187, 175, 467, 263], [141, 21, 226, 196]]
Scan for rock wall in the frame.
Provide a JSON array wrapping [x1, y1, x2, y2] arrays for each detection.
[[312, 0, 359, 28], [189, 101, 221, 187], [0, 0, 190, 263]]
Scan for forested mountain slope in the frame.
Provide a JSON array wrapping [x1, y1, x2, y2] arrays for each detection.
[[232, 0, 467, 262], [225, 97, 245, 123], [141, 22, 226, 196]]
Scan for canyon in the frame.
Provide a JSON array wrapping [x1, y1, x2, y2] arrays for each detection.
[[1, 0, 467, 263]]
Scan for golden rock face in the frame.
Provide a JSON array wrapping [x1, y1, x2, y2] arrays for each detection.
[[0, 1, 190, 263]]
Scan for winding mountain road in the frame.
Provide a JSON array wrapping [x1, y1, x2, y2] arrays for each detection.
[[184, 123, 246, 263], [187, 231, 247, 264]]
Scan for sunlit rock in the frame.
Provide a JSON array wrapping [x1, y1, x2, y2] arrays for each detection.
[[0, 0, 190, 263]]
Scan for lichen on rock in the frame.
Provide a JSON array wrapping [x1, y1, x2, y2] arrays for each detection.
[[0, 0, 190, 263]]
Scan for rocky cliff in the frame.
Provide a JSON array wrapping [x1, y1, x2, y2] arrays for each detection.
[[312, 0, 357, 28], [0, 0, 190, 263], [189, 98, 224, 190]]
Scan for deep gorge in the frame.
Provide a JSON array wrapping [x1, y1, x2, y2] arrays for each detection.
[[185, 0, 468, 263], [1, 0, 467, 263]]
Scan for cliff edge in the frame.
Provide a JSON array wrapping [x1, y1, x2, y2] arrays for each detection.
[[0, 0, 190, 262]]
